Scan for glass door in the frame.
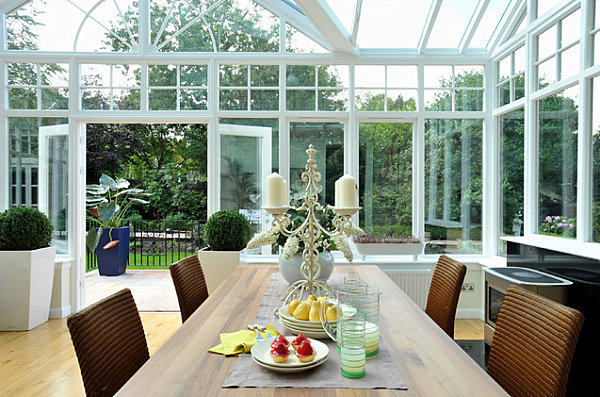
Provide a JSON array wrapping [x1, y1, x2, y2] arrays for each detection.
[[218, 123, 272, 253]]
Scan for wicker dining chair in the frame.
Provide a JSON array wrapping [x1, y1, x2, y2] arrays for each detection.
[[424, 255, 467, 338], [169, 254, 209, 323], [487, 286, 583, 397], [67, 288, 150, 397]]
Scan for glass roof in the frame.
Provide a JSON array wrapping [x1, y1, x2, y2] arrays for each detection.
[[357, 0, 432, 49], [287, 0, 523, 53], [3, 0, 526, 54]]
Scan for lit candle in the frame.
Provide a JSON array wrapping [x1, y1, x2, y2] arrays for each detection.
[[336, 174, 356, 207], [266, 173, 287, 207]]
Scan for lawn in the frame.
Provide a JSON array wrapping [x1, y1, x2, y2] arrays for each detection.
[[86, 251, 197, 272]]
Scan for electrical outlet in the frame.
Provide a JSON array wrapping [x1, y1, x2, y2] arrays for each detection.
[[461, 283, 475, 292]]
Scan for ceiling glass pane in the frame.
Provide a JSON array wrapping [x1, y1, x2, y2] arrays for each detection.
[[469, 0, 512, 48], [427, 0, 478, 48], [324, 0, 354, 34], [537, 0, 562, 19], [357, 0, 432, 48]]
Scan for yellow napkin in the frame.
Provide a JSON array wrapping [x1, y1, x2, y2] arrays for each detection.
[[207, 324, 280, 356]]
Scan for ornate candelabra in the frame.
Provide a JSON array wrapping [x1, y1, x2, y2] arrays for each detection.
[[264, 145, 360, 303]]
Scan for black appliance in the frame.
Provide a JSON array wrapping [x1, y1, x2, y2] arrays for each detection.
[[507, 241, 600, 397]]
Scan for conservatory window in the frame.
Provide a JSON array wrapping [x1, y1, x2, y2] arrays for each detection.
[[592, 0, 600, 66], [9, 118, 70, 255], [286, 66, 349, 111], [6, 0, 138, 52], [355, 65, 417, 112], [424, 65, 484, 111], [537, 0, 563, 20], [496, 46, 525, 106], [285, 25, 329, 53], [358, 122, 413, 236], [424, 119, 483, 254], [536, 9, 581, 90], [81, 64, 141, 110], [592, 77, 600, 242], [7, 63, 69, 110], [499, 109, 525, 254], [219, 65, 279, 111], [289, 122, 344, 204], [149, 65, 208, 111], [537, 85, 579, 239]]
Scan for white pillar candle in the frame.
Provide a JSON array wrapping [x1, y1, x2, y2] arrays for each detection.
[[335, 180, 340, 207], [266, 173, 287, 207], [337, 174, 357, 207]]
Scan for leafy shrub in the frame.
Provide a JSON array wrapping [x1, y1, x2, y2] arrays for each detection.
[[0, 206, 54, 250], [539, 215, 576, 238], [203, 210, 252, 251]]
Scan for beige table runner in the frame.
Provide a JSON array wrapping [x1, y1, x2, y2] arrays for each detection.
[[222, 272, 407, 390]]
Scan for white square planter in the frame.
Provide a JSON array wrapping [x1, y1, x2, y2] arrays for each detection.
[[198, 248, 240, 295], [353, 242, 425, 260], [0, 246, 56, 331]]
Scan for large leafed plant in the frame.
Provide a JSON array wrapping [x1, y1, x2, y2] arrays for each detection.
[[86, 174, 150, 251]]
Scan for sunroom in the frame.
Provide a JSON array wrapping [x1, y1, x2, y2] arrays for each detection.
[[0, 0, 598, 396]]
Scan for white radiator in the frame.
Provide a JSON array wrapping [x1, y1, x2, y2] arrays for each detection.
[[385, 269, 433, 309]]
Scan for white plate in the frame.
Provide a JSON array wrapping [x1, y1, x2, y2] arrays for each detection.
[[279, 317, 327, 330], [278, 304, 337, 329], [279, 319, 331, 339], [251, 336, 329, 368], [252, 355, 328, 373]]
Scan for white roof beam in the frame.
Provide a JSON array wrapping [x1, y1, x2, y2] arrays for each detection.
[[294, 0, 357, 55], [418, 0, 443, 54], [489, 0, 525, 53], [351, 0, 363, 46], [255, 0, 331, 51], [459, 0, 491, 53]]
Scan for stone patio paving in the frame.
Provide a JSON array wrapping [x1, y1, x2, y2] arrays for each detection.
[[85, 269, 179, 312]]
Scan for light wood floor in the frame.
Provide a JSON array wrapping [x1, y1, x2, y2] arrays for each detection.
[[0, 315, 482, 396]]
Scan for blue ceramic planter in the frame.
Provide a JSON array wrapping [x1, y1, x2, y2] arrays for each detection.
[[96, 227, 129, 276]]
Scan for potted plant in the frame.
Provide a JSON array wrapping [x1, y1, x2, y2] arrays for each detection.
[[352, 231, 425, 260], [0, 206, 55, 330], [86, 174, 149, 276], [198, 209, 253, 294], [246, 204, 363, 284]]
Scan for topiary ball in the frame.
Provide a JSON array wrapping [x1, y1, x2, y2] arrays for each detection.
[[0, 206, 54, 250], [203, 209, 253, 251]]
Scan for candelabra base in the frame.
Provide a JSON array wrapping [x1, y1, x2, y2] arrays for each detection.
[[281, 279, 331, 304]]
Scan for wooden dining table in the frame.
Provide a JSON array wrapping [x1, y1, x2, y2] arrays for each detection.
[[116, 264, 508, 396]]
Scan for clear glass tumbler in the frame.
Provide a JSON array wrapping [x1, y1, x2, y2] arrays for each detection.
[[339, 315, 366, 379]]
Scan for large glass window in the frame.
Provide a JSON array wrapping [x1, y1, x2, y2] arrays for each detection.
[[592, 77, 600, 242], [496, 46, 525, 106], [286, 66, 349, 111], [149, 64, 208, 110], [424, 65, 484, 111], [289, 122, 344, 205], [81, 64, 141, 110], [536, 9, 581, 90], [359, 122, 412, 236], [355, 65, 417, 111], [8, 63, 69, 110], [538, 86, 578, 238], [424, 119, 483, 254], [499, 109, 525, 254], [9, 118, 70, 255], [219, 64, 279, 111]]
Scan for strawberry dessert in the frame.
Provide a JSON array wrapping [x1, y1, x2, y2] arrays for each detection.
[[295, 340, 316, 363], [291, 333, 309, 351], [270, 342, 290, 363], [270, 335, 290, 350]]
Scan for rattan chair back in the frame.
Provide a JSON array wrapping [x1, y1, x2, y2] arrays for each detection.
[[170, 254, 209, 323], [67, 288, 149, 397], [425, 255, 467, 337], [487, 286, 583, 397]]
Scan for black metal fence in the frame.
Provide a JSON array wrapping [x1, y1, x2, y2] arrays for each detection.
[[86, 219, 205, 271]]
